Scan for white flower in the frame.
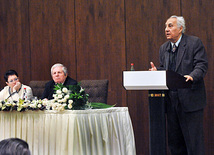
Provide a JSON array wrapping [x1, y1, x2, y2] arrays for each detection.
[[56, 90, 62, 94], [0, 103, 2, 108], [58, 99, 63, 103], [38, 100, 43, 104], [43, 99, 52, 106], [29, 104, 36, 108], [53, 96, 58, 101], [5, 102, 12, 106], [64, 94, 70, 99], [68, 103, 72, 109], [17, 105, 24, 112], [80, 87, 84, 92], [62, 98, 67, 103], [68, 100, 73, 104], [35, 100, 39, 104], [23, 103, 29, 108], [52, 106, 57, 110], [53, 94, 57, 98], [62, 87, 68, 93], [57, 94, 63, 99], [46, 105, 51, 110], [49, 102, 54, 107], [56, 104, 65, 111], [42, 101, 47, 106], [52, 103, 57, 109], [25, 100, 31, 104], [57, 107, 62, 111], [62, 103, 67, 107], [38, 104, 42, 108]]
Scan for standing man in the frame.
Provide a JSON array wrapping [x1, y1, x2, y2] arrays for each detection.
[[41, 63, 77, 100], [149, 15, 208, 155]]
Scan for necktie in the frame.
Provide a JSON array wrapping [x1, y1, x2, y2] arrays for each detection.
[[169, 44, 177, 71], [172, 43, 176, 52]]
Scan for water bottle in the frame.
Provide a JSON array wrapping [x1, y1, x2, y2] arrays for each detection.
[[131, 63, 135, 71], [23, 88, 27, 101]]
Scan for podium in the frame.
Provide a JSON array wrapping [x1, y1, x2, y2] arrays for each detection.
[[123, 70, 192, 155]]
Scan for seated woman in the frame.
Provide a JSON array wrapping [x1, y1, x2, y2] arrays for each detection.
[[0, 138, 31, 155], [0, 70, 33, 101]]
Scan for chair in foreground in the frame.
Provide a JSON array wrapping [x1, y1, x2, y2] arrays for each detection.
[[80, 79, 109, 104]]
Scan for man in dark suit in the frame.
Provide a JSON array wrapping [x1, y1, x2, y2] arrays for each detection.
[[41, 63, 77, 100], [149, 15, 208, 155]]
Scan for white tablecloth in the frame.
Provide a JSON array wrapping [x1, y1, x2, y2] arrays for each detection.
[[0, 107, 136, 155]]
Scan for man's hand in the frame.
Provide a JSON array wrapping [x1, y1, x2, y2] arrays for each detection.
[[184, 75, 193, 82], [149, 62, 157, 71]]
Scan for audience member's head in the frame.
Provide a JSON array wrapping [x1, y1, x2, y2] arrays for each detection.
[[51, 63, 68, 84], [0, 138, 31, 155]]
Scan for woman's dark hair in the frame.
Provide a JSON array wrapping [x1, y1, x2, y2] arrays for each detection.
[[4, 70, 19, 82], [0, 138, 31, 155]]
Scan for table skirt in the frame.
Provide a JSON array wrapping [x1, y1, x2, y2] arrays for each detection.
[[0, 107, 136, 155]]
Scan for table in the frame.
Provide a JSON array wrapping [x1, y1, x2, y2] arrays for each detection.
[[0, 107, 136, 155]]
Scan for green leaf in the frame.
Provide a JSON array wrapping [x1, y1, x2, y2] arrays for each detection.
[[53, 83, 64, 91], [90, 102, 116, 109]]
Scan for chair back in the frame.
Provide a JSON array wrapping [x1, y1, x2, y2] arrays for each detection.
[[29, 81, 48, 99], [29, 79, 109, 103], [80, 79, 109, 104]]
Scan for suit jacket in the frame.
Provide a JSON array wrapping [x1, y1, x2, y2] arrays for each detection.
[[158, 34, 208, 112], [41, 76, 77, 100]]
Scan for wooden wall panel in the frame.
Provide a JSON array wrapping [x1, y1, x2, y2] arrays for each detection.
[[29, 0, 76, 81], [0, 0, 30, 87], [182, 0, 214, 154], [75, 0, 127, 106]]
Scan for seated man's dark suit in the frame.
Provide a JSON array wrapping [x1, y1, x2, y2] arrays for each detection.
[[41, 76, 77, 100]]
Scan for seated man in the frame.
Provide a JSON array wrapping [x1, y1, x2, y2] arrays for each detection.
[[41, 63, 77, 100], [0, 70, 33, 101]]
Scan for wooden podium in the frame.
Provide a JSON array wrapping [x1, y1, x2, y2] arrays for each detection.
[[123, 70, 192, 155]]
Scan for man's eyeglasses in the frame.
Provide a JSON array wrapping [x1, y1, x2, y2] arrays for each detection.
[[8, 78, 19, 83]]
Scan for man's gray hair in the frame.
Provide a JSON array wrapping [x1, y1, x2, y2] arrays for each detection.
[[51, 63, 68, 76], [170, 15, 186, 33]]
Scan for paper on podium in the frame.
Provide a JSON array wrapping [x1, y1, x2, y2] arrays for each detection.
[[123, 71, 168, 90], [123, 70, 192, 90]]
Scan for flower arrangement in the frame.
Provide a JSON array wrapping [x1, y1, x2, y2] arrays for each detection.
[[0, 83, 114, 112], [0, 99, 45, 112], [50, 83, 91, 110]]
